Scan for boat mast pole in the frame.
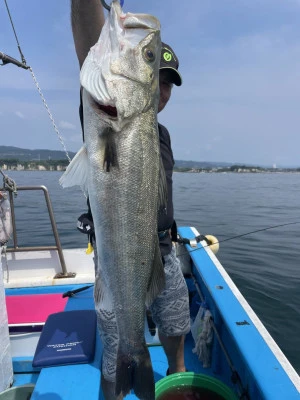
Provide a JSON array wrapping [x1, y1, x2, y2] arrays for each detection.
[[0, 51, 30, 69]]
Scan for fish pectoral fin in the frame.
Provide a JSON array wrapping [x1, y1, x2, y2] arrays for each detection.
[[145, 241, 165, 307], [59, 146, 89, 192], [103, 130, 119, 172], [158, 155, 168, 213]]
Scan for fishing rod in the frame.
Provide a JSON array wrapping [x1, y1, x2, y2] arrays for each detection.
[[177, 221, 300, 257], [60, 222, 300, 299], [62, 285, 94, 298]]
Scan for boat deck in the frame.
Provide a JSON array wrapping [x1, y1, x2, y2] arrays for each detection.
[[7, 283, 218, 400], [4, 226, 300, 399]]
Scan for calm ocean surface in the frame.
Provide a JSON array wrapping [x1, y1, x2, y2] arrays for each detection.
[[4, 170, 300, 374]]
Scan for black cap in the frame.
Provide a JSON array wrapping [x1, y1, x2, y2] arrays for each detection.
[[160, 42, 182, 86]]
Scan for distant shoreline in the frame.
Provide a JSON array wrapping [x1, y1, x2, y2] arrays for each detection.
[[1, 166, 300, 174], [173, 167, 300, 173], [1, 155, 299, 174], [1, 146, 299, 171]]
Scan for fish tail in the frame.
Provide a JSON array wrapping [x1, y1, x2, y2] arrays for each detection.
[[115, 344, 154, 400]]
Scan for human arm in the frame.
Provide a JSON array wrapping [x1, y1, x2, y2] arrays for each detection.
[[71, 0, 106, 68]]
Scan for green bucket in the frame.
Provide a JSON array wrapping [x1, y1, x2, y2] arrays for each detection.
[[155, 372, 237, 399], [0, 385, 34, 400]]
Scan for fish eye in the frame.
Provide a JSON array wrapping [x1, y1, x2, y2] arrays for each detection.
[[144, 48, 155, 62]]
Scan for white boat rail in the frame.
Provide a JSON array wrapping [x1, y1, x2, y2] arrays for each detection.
[[1, 185, 75, 278]]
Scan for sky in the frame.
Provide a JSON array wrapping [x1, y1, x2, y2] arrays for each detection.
[[1, 0, 300, 167]]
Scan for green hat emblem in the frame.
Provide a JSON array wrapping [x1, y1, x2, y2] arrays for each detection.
[[163, 51, 172, 62]]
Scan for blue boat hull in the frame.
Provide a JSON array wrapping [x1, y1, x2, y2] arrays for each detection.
[[4, 226, 300, 399]]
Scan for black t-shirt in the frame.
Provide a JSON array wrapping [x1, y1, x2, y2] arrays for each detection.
[[79, 99, 174, 256], [158, 123, 174, 256]]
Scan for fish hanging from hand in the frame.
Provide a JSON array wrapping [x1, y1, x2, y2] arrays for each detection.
[[60, 1, 166, 398]]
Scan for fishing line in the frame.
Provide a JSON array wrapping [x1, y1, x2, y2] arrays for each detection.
[[177, 221, 300, 258]]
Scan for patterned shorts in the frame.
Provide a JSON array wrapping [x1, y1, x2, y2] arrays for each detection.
[[94, 246, 190, 382]]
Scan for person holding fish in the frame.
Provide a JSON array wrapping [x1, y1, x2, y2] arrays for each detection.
[[68, 1, 190, 399]]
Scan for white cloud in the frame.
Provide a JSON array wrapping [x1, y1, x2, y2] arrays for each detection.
[[213, 136, 222, 142], [68, 134, 83, 144], [15, 111, 24, 119], [59, 121, 76, 130]]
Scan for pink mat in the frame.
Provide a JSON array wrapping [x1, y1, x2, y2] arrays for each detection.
[[6, 294, 68, 325]]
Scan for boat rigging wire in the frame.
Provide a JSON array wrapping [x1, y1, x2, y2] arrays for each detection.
[[3, 0, 27, 66], [2, 0, 71, 164]]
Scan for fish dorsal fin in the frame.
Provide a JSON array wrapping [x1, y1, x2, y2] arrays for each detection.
[[158, 155, 168, 213], [59, 145, 89, 193], [145, 239, 165, 307]]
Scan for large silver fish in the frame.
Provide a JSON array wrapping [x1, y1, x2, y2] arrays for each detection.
[[60, 1, 166, 398]]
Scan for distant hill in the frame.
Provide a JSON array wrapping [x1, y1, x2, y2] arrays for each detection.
[[2, 146, 283, 170], [0, 146, 75, 161], [174, 159, 234, 169], [0, 146, 233, 168], [1, 146, 299, 171]]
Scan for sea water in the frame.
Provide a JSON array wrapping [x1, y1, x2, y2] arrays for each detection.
[[3, 170, 300, 374]]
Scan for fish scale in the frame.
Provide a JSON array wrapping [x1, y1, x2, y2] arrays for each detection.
[[60, 1, 165, 399]]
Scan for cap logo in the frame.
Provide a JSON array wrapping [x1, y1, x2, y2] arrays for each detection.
[[163, 51, 172, 62]]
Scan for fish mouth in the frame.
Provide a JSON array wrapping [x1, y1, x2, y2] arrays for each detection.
[[90, 96, 118, 119], [98, 104, 118, 118]]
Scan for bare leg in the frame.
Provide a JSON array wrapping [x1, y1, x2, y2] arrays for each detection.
[[158, 332, 186, 374], [101, 374, 123, 400]]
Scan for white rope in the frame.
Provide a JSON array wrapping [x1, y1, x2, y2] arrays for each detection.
[[29, 67, 71, 163], [0, 170, 17, 195], [1, 245, 9, 283]]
